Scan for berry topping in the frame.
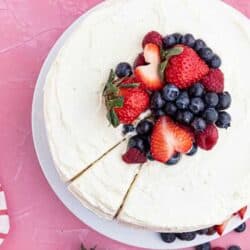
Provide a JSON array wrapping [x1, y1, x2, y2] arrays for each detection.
[[165, 45, 209, 89], [182, 110, 194, 124], [237, 206, 248, 219], [204, 92, 219, 107], [194, 39, 206, 52], [135, 43, 163, 90], [189, 97, 205, 114], [186, 144, 198, 156], [163, 34, 177, 49], [201, 68, 224, 93], [196, 124, 218, 150], [162, 84, 180, 101], [136, 120, 153, 135], [198, 47, 214, 62], [215, 111, 231, 129], [173, 33, 183, 43], [215, 220, 229, 236], [166, 153, 182, 165], [133, 53, 146, 68], [122, 148, 147, 164], [217, 92, 232, 110], [164, 102, 178, 116], [210, 54, 222, 68], [176, 91, 190, 110], [197, 228, 209, 235], [115, 62, 133, 78], [191, 117, 207, 132], [142, 31, 163, 48], [195, 242, 211, 250], [122, 124, 135, 135], [203, 108, 219, 124], [150, 116, 193, 163], [189, 82, 205, 97], [228, 246, 241, 250], [160, 233, 176, 243], [152, 109, 165, 119], [128, 135, 147, 153], [176, 232, 196, 241], [235, 222, 246, 233], [150, 91, 165, 109], [180, 33, 196, 47]]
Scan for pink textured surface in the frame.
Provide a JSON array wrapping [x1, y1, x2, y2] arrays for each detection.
[[0, 0, 249, 249]]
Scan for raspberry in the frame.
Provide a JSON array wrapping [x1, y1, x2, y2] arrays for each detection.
[[201, 68, 224, 93], [133, 53, 146, 68], [122, 148, 147, 164], [142, 31, 163, 48], [196, 124, 219, 150]]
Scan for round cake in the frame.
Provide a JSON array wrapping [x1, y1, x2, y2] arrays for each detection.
[[44, 0, 250, 233]]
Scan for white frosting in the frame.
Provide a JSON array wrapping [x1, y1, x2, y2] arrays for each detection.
[[45, 0, 250, 232], [68, 141, 141, 219]]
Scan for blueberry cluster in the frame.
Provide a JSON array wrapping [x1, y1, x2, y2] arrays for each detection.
[[150, 83, 232, 132], [159, 226, 216, 243], [163, 33, 221, 68]]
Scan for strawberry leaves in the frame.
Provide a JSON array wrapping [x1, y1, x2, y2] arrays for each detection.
[[159, 46, 184, 81]]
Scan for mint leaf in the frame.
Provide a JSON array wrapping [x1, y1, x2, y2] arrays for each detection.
[[159, 46, 184, 81], [107, 96, 124, 109], [108, 69, 115, 83], [119, 83, 140, 88], [107, 109, 120, 127]]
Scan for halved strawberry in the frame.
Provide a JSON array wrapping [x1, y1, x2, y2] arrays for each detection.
[[238, 206, 248, 219], [150, 116, 193, 163], [214, 219, 229, 236], [135, 43, 163, 91]]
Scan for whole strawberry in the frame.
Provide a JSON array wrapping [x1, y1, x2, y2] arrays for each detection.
[[201, 68, 224, 93], [165, 45, 209, 89], [103, 71, 149, 126]]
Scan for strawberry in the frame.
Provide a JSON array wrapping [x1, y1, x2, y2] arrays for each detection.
[[201, 68, 224, 93], [165, 45, 209, 89], [150, 116, 193, 163], [196, 124, 219, 150], [133, 52, 146, 68], [142, 31, 163, 48], [215, 220, 229, 236], [122, 148, 147, 164], [237, 206, 248, 219], [103, 72, 149, 127], [135, 43, 163, 91]]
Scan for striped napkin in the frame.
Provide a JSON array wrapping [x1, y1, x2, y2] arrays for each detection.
[[0, 186, 10, 246]]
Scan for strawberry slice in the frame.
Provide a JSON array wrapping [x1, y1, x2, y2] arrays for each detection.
[[214, 219, 229, 236], [238, 206, 247, 219], [150, 116, 193, 163], [135, 43, 163, 91]]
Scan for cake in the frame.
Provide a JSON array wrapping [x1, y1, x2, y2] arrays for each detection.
[[44, 0, 250, 235]]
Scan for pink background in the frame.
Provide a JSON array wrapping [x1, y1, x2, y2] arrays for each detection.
[[0, 0, 249, 249]]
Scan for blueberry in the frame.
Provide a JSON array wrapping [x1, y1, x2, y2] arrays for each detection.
[[203, 108, 219, 124], [128, 136, 146, 152], [195, 242, 211, 250], [115, 62, 132, 78], [206, 227, 216, 235], [186, 144, 198, 156], [173, 33, 183, 43], [122, 124, 134, 135], [160, 233, 176, 243], [228, 246, 241, 250], [162, 84, 180, 101], [197, 228, 209, 235], [182, 111, 194, 124], [204, 92, 219, 107], [147, 152, 154, 161], [166, 153, 181, 165], [175, 110, 184, 123], [163, 35, 177, 49], [152, 109, 165, 119], [181, 33, 196, 47], [189, 83, 205, 97], [176, 91, 190, 110], [191, 117, 207, 132], [151, 92, 165, 109], [216, 111, 231, 129], [194, 39, 206, 52], [217, 92, 232, 110], [198, 47, 214, 62], [189, 97, 205, 114], [235, 222, 246, 233], [136, 120, 153, 135], [210, 54, 222, 68], [176, 232, 196, 241], [164, 102, 177, 116]]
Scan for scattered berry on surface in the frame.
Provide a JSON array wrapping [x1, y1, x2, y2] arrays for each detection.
[[196, 124, 218, 150], [115, 62, 133, 78], [216, 111, 231, 129]]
